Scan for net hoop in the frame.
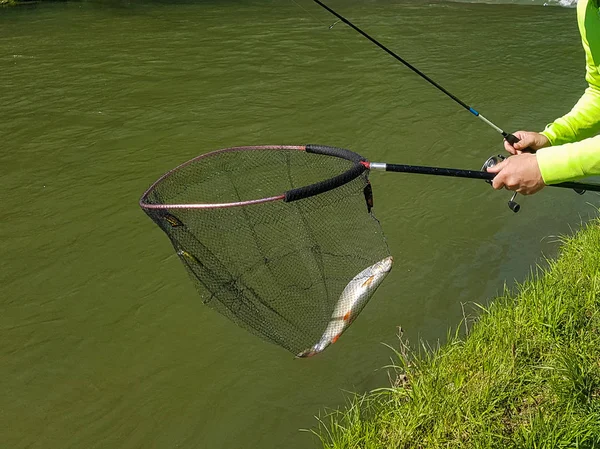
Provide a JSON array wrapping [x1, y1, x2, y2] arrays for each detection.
[[139, 144, 367, 210]]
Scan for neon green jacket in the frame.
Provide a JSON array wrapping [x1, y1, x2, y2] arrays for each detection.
[[537, 0, 600, 184]]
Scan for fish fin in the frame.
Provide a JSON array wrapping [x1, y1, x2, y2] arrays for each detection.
[[332, 334, 340, 344], [343, 311, 352, 321]]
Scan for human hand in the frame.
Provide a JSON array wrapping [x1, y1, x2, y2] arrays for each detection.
[[504, 131, 550, 155], [486, 153, 546, 195]]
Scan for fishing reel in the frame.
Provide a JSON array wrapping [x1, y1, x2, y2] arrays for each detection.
[[482, 154, 587, 214], [481, 154, 521, 213]]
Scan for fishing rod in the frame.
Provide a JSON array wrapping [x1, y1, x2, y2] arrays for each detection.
[[309, 0, 586, 211], [311, 0, 520, 145], [362, 155, 591, 213]]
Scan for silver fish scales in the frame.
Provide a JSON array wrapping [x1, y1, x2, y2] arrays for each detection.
[[297, 256, 393, 358]]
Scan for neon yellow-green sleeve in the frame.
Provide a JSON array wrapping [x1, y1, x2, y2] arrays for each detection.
[[537, 135, 600, 183], [539, 85, 600, 147], [536, 0, 600, 184]]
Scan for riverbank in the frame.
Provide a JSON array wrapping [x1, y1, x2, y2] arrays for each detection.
[[314, 215, 600, 448]]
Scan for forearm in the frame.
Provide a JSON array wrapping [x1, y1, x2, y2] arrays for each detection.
[[540, 84, 600, 146], [514, 0, 600, 188], [536, 134, 600, 184]]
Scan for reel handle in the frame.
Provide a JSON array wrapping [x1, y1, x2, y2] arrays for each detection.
[[482, 154, 520, 213], [508, 192, 520, 213]]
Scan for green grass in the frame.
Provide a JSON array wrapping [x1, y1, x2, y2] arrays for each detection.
[[311, 217, 600, 448]]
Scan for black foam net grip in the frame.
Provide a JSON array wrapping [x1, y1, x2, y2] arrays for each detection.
[[284, 162, 367, 202], [305, 144, 365, 163]]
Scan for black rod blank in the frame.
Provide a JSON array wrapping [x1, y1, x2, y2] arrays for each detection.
[[378, 163, 600, 192]]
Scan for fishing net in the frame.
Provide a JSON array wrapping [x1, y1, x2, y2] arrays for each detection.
[[140, 145, 392, 357]]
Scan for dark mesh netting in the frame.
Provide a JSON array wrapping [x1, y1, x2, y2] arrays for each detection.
[[140, 146, 391, 356]]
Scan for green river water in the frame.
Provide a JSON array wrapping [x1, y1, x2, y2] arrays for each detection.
[[1, 0, 598, 448]]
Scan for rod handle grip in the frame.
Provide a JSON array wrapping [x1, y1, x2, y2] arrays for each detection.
[[504, 133, 534, 154]]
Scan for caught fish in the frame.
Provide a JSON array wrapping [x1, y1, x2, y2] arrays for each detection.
[[297, 256, 393, 358]]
